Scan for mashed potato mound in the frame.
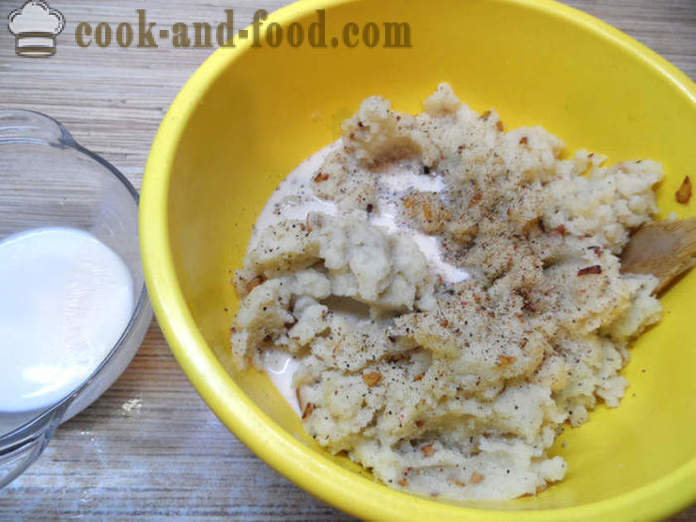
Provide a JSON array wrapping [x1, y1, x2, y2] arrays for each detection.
[[231, 84, 663, 501]]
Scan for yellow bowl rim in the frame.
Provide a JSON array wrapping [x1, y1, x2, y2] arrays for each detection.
[[140, 0, 696, 519]]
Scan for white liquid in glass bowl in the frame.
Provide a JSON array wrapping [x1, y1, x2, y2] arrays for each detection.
[[0, 227, 134, 413]]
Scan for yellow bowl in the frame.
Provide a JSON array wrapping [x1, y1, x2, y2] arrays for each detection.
[[140, 0, 696, 519]]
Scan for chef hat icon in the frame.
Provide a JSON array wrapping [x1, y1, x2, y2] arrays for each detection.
[[8, 1, 65, 57]]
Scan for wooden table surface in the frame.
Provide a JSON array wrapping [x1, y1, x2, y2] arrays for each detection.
[[1, 1, 694, 519]]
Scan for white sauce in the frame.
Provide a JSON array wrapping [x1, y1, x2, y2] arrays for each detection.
[[370, 163, 470, 284], [0, 227, 134, 413], [250, 142, 341, 249], [263, 350, 302, 416], [255, 140, 469, 413]]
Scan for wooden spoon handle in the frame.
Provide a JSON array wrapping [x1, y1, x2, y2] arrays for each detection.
[[621, 217, 696, 295]]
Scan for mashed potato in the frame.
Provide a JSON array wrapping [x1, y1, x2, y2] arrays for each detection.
[[231, 84, 663, 500]]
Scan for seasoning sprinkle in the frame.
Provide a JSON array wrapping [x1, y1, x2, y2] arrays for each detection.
[[577, 265, 602, 276]]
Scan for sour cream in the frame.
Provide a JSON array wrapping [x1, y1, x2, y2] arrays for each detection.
[[0, 227, 134, 413]]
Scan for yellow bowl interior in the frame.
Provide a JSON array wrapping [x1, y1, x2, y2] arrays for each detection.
[[141, 0, 696, 519]]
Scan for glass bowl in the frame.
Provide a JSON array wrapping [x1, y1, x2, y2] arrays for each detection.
[[0, 109, 152, 487]]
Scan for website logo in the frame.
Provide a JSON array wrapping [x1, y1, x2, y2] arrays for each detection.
[[8, 1, 65, 57]]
